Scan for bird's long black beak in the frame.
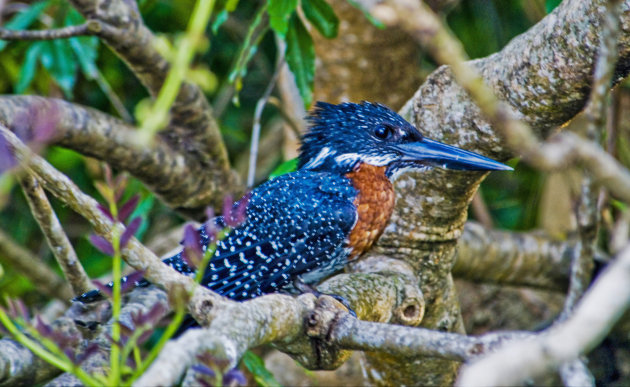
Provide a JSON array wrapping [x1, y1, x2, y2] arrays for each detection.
[[394, 138, 513, 171]]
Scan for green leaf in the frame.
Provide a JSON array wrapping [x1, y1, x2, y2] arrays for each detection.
[[545, 0, 562, 14], [0, 1, 51, 51], [268, 0, 298, 36], [48, 39, 78, 97], [270, 158, 298, 178], [15, 41, 44, 93], [226, 0, 240, 12], [302, 0, 338, 38], [346, 0, 384, 29], [285, 14, 314, 108], [242, 351, 281, 387], [212, 9, 230, 34], [66, 7, 100, 79]]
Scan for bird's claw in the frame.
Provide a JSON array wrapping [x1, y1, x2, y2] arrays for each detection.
[[293, 277, 357, 317]]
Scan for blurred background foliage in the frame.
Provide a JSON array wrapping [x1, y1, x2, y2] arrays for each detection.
[[0, 0, 628, 306]]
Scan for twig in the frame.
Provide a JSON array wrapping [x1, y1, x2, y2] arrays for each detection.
[[267, 96, 304, 137], [247, 54, 285, 187], [0, 228, 73, 301], [0, 21, 101, 40], [561, 0, 623, 321], [457, 241, 630, 385], [18, 174, 92, 296]]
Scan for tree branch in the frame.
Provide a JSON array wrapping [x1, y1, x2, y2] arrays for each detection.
[[0, 95, 235, 215], [18, 174, 91, 296], [0, 21, 101, 40], [454, 222, 580, 291]]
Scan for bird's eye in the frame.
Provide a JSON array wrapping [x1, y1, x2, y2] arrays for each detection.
[[374, 124, 394, 140]]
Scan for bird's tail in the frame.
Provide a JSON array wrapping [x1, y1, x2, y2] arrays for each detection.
[[72, 254, 195, 304]]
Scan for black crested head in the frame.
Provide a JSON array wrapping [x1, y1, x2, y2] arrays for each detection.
[[298, 101, 512, 178]]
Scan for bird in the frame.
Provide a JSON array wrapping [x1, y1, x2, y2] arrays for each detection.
[[75, 101, 511, 320]]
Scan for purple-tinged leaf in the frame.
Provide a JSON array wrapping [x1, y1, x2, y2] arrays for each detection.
[[143, 302, 167, 325], [192, 364, 216, 377], [119, 321, 133, 337], [76, 343, 99, 365], [35, 315, 53, 337], [118, 194, 139, 223], [121, 270, 146, 294], [182, 224, 203, 268], [14, 299, 29, 321], [97, 203, 114, 221], [204, 207, 218, 242], [232, 192, 250, 226], [63, 347, 77, 364], [120, 216, 142, 249], [222, 195, 235, 226], [131, 301, 166, 327], [0, 135, 17, 173], [92, 280, 113, 297], [89, 234, 114, 256], [224, 368, 247, 386], [136, 329, 153, 345]]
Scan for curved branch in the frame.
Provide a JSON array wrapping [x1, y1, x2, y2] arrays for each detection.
[[18, 174, 91, 296], [0, 96, 234, 214]]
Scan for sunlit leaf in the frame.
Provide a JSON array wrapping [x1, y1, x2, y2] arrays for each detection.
[[242, 351, 281, 387], [545, 0, 562, 13], [285, 14, 314, 108], [302, 0, 339, 38], [269, 158, 297, 177], [268, 0, 298, 36]]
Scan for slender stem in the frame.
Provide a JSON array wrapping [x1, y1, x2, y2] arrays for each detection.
[[247, 54, 285, 187], [137, 0, 217, 143], [109, 231, 122, 385]]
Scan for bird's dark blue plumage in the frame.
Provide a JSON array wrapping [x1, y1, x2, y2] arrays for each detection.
[[75, 101, 511, 329]]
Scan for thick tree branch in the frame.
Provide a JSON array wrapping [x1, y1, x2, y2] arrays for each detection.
[[18, 174, 91, 296], [457, 242, 630, 385], [454, 222, 577, 291], [0, 96, 234, 215]]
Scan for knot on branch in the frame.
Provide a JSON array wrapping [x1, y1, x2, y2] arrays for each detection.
[[303, 295, 353, 370]]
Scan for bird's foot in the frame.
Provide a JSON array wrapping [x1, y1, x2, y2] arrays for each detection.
[[293, 277, 357, 317]]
